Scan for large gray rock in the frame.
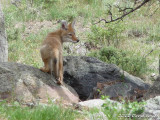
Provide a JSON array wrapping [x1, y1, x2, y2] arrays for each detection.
[[0, 62, 79, 104], [63, 56, 150, 100], [78, 99, 106, 108]]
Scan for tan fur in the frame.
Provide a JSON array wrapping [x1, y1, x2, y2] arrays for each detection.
[[40, 20, 79, 85]]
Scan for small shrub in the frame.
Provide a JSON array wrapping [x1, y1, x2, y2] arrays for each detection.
[[7, 28, 21, 42], [88, 22, 125, 47], [102, 98, 146, 120], [88, 46, 148, 76], [147, 24, 160, 42]]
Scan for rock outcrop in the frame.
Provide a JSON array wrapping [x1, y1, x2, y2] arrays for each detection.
[[0, 56, 150, 103], [0, 62, 79, 104], [144, 75, 160, 99], [63, 56, 150, 100]]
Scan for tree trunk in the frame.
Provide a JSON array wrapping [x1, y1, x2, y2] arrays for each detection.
[[0, 3, 8, 62]]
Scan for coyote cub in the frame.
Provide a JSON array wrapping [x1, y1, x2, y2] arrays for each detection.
[[40, 20, 79, 85]]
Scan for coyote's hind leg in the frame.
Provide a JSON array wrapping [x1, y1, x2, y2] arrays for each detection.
[[57, 55, 63, 85]]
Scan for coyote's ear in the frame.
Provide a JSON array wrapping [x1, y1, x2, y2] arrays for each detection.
[[71, 20, 75, 28], [61, 20, 68, 30]]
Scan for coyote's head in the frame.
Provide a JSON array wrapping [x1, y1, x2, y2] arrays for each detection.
[[60, 20, 80, 43]]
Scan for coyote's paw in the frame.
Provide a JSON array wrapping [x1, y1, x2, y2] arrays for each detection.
[[40, 67, 49, 73], [56, 78, 63, 85]]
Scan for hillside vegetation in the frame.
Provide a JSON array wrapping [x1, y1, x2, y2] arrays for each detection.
[[2, 0, 160, 81]]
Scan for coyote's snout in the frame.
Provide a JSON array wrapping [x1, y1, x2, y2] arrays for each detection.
[[40, 20, 79, 85]]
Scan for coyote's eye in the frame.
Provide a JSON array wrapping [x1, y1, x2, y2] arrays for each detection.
[[68, 33, 72, 36]]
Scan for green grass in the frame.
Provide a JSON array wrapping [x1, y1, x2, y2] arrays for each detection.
[[0, 101, 81, 120], [0, 99, 147, 120], [8, 27, 52, 67]]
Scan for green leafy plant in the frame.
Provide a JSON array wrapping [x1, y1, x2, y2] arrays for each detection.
[[102, 98, 146, 120], [88, 22, 125, 47]]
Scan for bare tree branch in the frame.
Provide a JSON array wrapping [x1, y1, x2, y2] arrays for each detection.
[[115, 5, 134, 13], [94, 0, 150, 24]]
